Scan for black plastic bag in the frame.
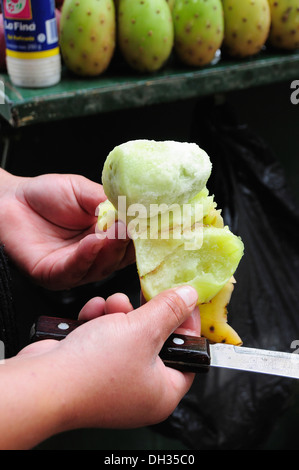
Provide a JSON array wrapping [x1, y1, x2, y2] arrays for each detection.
[[156, 99, 299, 450]]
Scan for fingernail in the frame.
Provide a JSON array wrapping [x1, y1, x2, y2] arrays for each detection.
[[176, 306, 201, 336], [175, 286, 198, 308]]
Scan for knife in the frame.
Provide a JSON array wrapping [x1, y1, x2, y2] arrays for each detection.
[[30, 316, 299, 379]]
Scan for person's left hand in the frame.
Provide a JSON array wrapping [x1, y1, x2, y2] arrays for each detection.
[[1, 172, 134, 289]]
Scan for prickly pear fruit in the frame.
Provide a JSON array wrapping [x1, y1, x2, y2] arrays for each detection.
[[99, 139, 244, 345], [222, 0, 271, 58], [117, 0, 174, 73], [166, 0, 175, 12], [267, 0, 299, 50], [172, 0, 224, 67], [59, 0, 116, 77]]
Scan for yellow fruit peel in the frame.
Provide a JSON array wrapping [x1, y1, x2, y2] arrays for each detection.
[[97, 199, 118, 232], [199, 278, 242, 346]]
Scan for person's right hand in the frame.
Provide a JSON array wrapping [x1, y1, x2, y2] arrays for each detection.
[[18, 285, 200, 436]]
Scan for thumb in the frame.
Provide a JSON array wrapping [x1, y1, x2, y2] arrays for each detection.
[[129, 285, 199, 352]]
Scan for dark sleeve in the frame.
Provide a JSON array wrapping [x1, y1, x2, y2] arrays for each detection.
[[0, 246, 19, 358]]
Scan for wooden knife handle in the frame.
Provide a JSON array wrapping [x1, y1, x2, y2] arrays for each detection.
[[160, 333, 211, 373], [30, 316, 85, 342], [30, 316, 211, 373]]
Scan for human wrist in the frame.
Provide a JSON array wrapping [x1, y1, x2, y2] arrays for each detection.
[[25, 342, 98, 437], [27, 344, 90, 439], [0, 348, 75, 448]]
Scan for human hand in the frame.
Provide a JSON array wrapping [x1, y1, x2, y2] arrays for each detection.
[[0, 171, 134, 289], [17, 285, 200, 440]]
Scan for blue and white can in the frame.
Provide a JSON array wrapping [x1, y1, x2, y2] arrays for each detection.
[[1, 0, 61, 88]]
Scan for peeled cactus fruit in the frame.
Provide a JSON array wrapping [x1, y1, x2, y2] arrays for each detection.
[[59, 0, 116, 76], [117, 0, 174, 72], [102, 140, 212, 214], [268, 0, 299, 50], [172, 0, 224, 67], [99, 139, 244, 345], [222, 0, 271, 58], [137, 225, 244, 306]]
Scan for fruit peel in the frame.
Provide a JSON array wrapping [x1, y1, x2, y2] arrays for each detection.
[[200, 278, 242, 345]]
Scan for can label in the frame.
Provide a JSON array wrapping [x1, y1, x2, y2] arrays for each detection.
[[4, 0, 32, 19], [1, 0, 59, 59]]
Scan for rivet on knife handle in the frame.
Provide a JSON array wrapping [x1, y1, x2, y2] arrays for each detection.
[[29, 316, 210, 374], [160, 333, 211, 373], [30, 316, 85, 342]]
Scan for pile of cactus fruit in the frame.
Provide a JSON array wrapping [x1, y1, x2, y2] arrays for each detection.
[[1, 0, 297, 76], [57, 0, 299, 77]]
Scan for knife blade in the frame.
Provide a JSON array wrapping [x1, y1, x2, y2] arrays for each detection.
[[30, 316, 299, 379]]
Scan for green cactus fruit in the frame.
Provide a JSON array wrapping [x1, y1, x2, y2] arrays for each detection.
[[222, 0, 271, 58], [172, 0, 224, 67], [118, 0, 174, 73], [268, 0, 299, 50], [166, 0, 176, 12], [59, 0, 116, 76]]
